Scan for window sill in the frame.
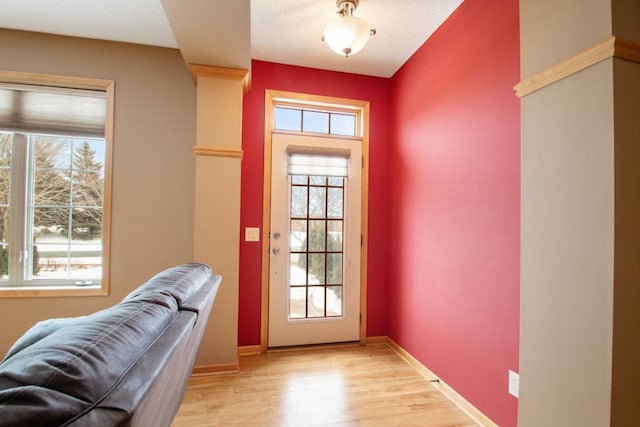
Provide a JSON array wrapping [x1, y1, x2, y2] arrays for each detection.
[[0, 285, 108, 298]]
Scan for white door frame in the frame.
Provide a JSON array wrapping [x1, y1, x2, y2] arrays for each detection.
[[268, 134, 361, 347], [260, 90, 370, 351]]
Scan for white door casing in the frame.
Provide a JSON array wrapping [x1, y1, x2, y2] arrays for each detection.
[[268, 133, 362, 347]]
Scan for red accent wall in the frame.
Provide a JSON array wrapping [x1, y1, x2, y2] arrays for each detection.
[[240, 0, 520, 422], [388, 0, 520, 426], [239, 60, 392, 345]]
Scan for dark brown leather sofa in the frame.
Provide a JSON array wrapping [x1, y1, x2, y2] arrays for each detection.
[[0, 263, 221, 427]]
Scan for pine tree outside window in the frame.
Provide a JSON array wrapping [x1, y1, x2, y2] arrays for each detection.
[[0, 72, 113, 296]]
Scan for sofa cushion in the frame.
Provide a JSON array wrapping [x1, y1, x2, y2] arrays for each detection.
[[0, 302, 176, 403], [3, 317, 82, 361], [0, 263, 215, 427], [123, 263, 213, 309]]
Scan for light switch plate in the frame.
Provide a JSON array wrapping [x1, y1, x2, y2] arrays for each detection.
[[509, 370, 519, 398], [245, 227, 260, 242]]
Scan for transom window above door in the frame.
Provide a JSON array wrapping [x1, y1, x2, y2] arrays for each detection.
[[274, 106, 357, 137]]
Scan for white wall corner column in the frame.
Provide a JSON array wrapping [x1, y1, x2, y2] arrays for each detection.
[[518, 1, 640, 426], [191, 64, 247, 370]]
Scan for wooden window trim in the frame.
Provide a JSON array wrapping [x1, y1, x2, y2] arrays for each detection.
[[0, 70, 114, 298], [261, 89, 370, 351]]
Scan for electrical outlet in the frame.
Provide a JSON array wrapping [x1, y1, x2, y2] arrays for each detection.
[[509, 370, 519, 398]]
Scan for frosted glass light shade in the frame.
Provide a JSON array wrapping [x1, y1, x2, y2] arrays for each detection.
[[323, 15, 371, 57]]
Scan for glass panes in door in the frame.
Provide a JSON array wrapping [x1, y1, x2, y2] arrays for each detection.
[[268, 132, 362, 347], [289, 175, 344, 319]]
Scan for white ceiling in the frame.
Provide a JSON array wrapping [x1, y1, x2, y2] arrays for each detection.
[[0, 0, 463, 78]]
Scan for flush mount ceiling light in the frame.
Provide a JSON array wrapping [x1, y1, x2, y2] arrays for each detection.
[[322, 0, 376, 58]]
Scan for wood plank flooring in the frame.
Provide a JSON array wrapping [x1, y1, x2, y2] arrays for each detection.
[[172, 344, 478, 427]]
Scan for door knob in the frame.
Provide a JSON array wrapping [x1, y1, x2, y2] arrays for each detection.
[[272, 247, 280, 255]]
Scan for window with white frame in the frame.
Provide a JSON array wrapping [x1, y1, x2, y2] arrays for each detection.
[[0, 75, 112, 294]]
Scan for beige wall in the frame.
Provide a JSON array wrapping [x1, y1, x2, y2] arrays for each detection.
[[519, 59, 615, 426], [192, 75, 243, 366], [611, 57, 640, 426], [519, 0, 611, 75], [612, 0, 640, 41], [0, 30, 197, 354], [519, 0, 640, 426]]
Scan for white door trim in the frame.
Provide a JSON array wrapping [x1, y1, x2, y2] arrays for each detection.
[[268, 133, 361, 347], [260, 90, 370, 352]]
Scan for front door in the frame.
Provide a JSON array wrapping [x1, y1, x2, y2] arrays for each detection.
[[268, 133, 361, 347]]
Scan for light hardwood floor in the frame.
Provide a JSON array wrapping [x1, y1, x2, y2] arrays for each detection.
[[172, 344, 478, 427]]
